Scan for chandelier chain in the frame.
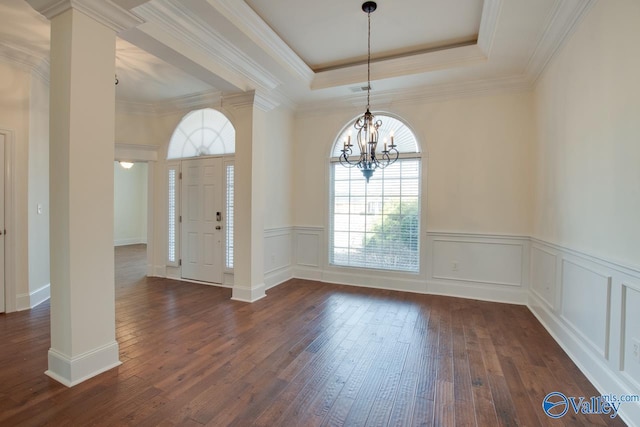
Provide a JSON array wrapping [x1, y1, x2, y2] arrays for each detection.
[[338, 1, 399, 182]]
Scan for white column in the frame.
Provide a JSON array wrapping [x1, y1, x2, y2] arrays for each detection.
[[27, 0, 141, 387], [226, 92, 267, 302], [47, 7, 120, 386]]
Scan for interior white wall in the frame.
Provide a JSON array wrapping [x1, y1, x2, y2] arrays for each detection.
[[293, 91, 534, 236], [533, 0, 640, 268], [113, 161, 148, 246], [529, 1, 640, 424], [263, 107, 294, 230], [290, 92, 534, 302], [116, 109, 170, 146], [27, 72, 50, 305], [0, 61, 35, 311]]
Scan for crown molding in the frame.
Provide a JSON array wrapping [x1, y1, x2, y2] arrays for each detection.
[[388, 74, 533, 105], [311, 44, 487, 91], [223, 91, 255, 110], [116, 88, 287, 116], [207, 0, 314, 84], [525, 0, 597, 83], [298, 74, 533, 115], [116, 90, 223, 116], [26, 0, 143, 32], [0, 43, 50, 83], [477, 0, 503, 57], [160, 90, 224, 115], [254, 91, 283, 112], [220, 90, 281, 112], [135, 0, 282, 93]]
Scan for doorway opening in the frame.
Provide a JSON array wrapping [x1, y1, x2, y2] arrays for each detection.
[[114, 160, 148, 267]]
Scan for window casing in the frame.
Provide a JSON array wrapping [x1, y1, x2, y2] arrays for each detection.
[[329, 114, 421, 273]]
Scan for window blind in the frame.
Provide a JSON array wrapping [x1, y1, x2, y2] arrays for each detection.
[[329, 159, 420, 273]]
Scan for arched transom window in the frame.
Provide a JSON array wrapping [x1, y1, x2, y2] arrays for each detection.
[[168, 108, 235, 159], [329, 114, 422, 273]]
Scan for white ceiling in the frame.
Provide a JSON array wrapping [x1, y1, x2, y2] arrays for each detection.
[[245, 0, 483, 71], [1, 0, 594, 111]]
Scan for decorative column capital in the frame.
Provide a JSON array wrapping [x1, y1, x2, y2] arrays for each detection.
[[223, 90, 280, 112], [26, 0, 143, 33]]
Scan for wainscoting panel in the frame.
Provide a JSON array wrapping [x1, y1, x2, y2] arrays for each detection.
[[560, 259, 612, 359], [293, 227, 323, 268], [291, 227, 323, 282], [264, 228, 293, 289], [289, 229, 529, 303], [431, 239, 524, 286], [621, 281, 640, 388], [528, 238, 640, 426], [530, 244, 558, 309], [426, 233, 529, 304]]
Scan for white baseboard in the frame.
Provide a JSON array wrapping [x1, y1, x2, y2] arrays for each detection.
[[152, 265, 167, 278], [29, 284, 50, 308], [293, 267, 323, 282], [16, 293, 30, 311], [45, 341, 121, 387], [427, 279, 526, 304], [16, 283, 51, 311], [265, 266, 293, 290], [292, 267, 526, 304], [321, 269, 426, 293], [114, 238, 147, 247], [231, 283, 266, 303]]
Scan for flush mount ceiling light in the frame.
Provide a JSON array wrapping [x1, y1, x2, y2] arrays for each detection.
[[119, 161, 134, 169], [339, 1, 399, 182]]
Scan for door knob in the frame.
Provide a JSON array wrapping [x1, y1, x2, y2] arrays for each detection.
[[215, 226, 222, 230]]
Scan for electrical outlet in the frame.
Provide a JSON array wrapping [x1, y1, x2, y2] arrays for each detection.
[[451, 261, 459, 272]]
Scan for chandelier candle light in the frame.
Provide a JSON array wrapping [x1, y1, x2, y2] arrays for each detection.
[[339, 1, 399, 182]]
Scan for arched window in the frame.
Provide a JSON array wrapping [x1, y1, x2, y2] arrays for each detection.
[[329, 114, 422, 273], [168, 108, 235, 159]]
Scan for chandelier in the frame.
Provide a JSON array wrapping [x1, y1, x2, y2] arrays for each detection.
[[339, 1, 399, 182]]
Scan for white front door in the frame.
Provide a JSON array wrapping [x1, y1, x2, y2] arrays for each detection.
[[0, 134, 5, 312], [181, 157, 224, 283]]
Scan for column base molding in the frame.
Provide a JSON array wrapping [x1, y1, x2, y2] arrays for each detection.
[[45, 341, 121, 387], [231, 283, 266, 303]]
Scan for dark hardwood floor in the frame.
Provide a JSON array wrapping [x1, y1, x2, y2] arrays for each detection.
[[0, 245, 626, 426]]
